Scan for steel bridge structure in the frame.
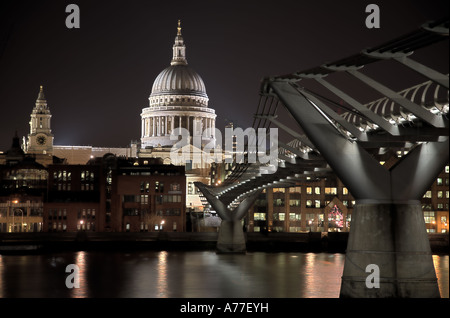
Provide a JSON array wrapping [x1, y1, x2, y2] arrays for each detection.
[[195, 18, 449, 297]]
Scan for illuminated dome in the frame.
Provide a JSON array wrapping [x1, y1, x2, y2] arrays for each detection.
[[151, 64, 208, 99], [149, 20, 209, 107], [141, 20, 216, 149]]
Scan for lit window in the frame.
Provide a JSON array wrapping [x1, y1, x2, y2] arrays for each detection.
[[424, 211, 435, 224], [254, 213, 266, 221]]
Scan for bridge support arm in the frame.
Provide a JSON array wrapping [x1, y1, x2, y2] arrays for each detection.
[[195, 183, 262, 253]]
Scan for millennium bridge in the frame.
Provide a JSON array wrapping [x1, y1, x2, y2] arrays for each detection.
[[196, 18, 449, 297]]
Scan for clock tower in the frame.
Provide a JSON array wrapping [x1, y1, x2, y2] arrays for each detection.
[[25, 85, 54, 157]]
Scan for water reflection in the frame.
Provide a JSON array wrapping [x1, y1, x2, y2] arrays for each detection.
[[157, 251, 168, 297], [0, 251, 447, 298], [70, 251, 88, 298], [433, 255, 449, 298]]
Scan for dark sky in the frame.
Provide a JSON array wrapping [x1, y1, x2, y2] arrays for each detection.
[[0, 0, 448, 151]]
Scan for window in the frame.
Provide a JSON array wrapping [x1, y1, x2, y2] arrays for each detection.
[[140, 194, 149, 204], [424, 211, 435, 224], [437, 178, 443, 186], [170, 183, 181, 192], [306, 187, 312, 195], [289, 187, 301, 193], [445, 165, 449, 173], [274, 198, 284, 207], [315, 187, 320, 195], [438, 191, 443, 198], [343, 187, 348, 195], [306, 213, 315, 224], [254, 213, 266, 221], [306, 200, 313, 207], [123, 195, 136, 203], [315, 200, 321, 208], [289, 199, 300, 207], [423, 191, 432, 198], [325, 187, 337, 195], [273, 188, 285, 193], [289, 213, 301, 221], [141, 181, 150, 193], [161, 195, 182, 203]]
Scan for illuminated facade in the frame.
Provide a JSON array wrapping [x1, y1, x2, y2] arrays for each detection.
[[0, 134, 47, 232], [245, 165, 449, 234]]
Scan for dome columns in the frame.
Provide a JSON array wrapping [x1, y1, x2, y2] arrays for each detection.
[[140, 109, 216, 148]]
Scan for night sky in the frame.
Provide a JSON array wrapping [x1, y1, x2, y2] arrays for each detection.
[[0, 0, 448, 151]]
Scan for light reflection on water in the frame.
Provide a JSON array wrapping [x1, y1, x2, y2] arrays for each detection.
[[433, 255, 449, 299], [0, 251, 447, 298]]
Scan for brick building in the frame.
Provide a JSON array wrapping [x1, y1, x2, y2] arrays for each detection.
[[43, 155, 186, 232]]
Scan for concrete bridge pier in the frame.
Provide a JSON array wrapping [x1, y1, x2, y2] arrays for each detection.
[[340, 202, 440, 298], [216, 220, 246, 254]]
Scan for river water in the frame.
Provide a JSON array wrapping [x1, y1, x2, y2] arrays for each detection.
[[0, 251, 447, 298]]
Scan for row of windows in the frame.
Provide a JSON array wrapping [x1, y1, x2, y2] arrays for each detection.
[[48, 208, 96, 220], [255, 212, 445, 225], [123, 171, 181, 176], [272, 199, 356, 208], [423, 191, 449, 199], [124, 195, 149, 203], [140, 182, 181, 193], [52, 170, 96, 182], [124, 194, 183, 204], [48, 221, 96, 231], [128, 222, 178, 232], [123, 208, 181, 216], [150, 96, 204, 105], [423, 203, 449, 210], [156, 195, 182, 204], [270, 187, 348, 195]]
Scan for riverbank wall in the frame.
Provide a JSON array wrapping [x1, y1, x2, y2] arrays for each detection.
[[0, 232, 447, 254]]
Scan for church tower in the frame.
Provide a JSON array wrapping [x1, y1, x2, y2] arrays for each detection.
[[25, 85, 54, 156]]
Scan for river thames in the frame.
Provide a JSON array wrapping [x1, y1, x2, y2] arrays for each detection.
[[0, 251, 448, 298]]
